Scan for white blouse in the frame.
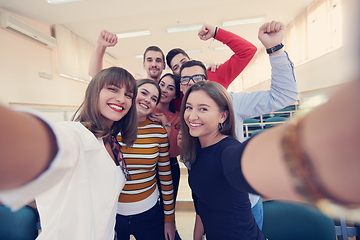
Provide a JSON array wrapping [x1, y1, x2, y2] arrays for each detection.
[[0, 118, 125, 240]]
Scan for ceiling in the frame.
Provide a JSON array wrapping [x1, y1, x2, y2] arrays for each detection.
[[0, 0, 315, 78]]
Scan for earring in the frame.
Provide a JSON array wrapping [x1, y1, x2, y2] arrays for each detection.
[[218, 122, 224, 131]]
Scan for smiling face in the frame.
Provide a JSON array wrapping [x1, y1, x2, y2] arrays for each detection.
[[180, 65, 207, 94], [143, 50, 165, 82], [170, 53, 190, 77], [159, 75, 177, 104], [99, 84, 134, 127], [136, 83, 160, 121], [184, 89, 227, 147]]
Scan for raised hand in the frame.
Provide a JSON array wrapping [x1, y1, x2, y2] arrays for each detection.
[[148, 112, 168, 126], [97, 30, 118, 48], [207, 63, 222, 72], [198, 24, 217, 41], [258, 21, 285, 49]]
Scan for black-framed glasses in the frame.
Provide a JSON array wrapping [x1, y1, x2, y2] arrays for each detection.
[[180, 74, 207, 86]]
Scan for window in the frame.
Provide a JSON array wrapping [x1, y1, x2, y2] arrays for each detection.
[[237, 0, 342, 92], [55, 24, 117, 82], [330, 0, 342, 50], [306, 0, 342, 59]]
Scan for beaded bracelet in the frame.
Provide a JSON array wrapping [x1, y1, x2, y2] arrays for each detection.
[[281, 96, 360, 221]]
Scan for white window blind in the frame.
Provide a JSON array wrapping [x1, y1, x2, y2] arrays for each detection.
[[55, 24, 93, 82]]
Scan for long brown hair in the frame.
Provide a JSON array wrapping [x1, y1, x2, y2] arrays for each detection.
[[159, 73, 180, 113], [179, 81, 236, 165], [73, 67, 138, 147]]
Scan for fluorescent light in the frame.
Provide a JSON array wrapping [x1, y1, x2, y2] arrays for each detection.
[[166, 25, 202, 33], [185, 49, 202, 54], [45, 0, 82, 4], [214, 46, 230, 51], [222, 18, 265, 27], [116, 30, 151, 39], [134, 55, 143, 59]]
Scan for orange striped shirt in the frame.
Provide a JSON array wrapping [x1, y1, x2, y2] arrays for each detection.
[[117, 119, 175, 222]]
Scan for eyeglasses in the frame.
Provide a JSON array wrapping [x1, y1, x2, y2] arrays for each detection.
[[180, 74, 207, 86]]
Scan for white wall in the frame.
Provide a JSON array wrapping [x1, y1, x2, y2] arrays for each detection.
[[0, 9, 88, 108], [245, 0, 359, 100]]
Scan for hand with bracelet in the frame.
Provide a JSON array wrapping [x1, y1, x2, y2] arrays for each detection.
[[198, 24, 220, 73], [240, 78, 360, 221], [258, 20, 285, 56], [198, 24, 217, 41]]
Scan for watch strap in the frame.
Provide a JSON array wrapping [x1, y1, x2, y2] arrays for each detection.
[[266, 43, 284, 54], [163, 122, 171, 127]]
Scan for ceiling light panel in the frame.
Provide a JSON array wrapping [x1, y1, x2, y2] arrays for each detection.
[[45, 0, 82, 4], [116, 30, 151, 39], [222, 17, 265, 27]]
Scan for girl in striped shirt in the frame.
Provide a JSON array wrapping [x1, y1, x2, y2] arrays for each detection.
[[115, 79, 175, 240]]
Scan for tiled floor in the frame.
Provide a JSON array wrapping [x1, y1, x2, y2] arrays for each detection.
[[174, 164, 196, 240], [174, 210, 197, 240], [177, 164, 192, 200], [175, 163, 195, 240]]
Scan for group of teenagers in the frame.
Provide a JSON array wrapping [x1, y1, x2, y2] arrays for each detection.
[[0, 20, 359, 240]]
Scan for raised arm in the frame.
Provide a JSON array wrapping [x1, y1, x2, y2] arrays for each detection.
[[231, 21, 298, 121], [88, 30, 118, 77], [198, 24, 257, 89], [0, 105, 57, 190], [258, 20, 285, 56], [242, 78, 360, 206]]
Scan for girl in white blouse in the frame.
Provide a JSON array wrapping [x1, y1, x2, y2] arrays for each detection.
[[0, 66, 138, 240]]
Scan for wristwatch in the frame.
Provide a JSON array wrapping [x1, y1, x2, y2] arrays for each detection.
[[163, 122, 171, 127], [266, 43, 284, 54]]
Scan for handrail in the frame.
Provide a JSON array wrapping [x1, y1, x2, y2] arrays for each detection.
[[243, 121, 287, 138]]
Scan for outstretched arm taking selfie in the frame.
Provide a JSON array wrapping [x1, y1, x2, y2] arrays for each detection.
[[0, 106, 57, 191], [241, 78, 360, 206]]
